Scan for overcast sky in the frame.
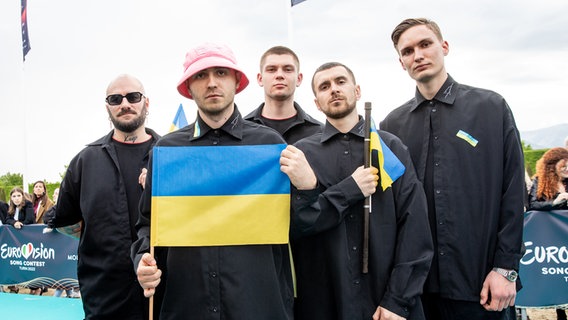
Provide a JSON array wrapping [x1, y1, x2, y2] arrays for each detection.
[[1, 0, 567, 184]]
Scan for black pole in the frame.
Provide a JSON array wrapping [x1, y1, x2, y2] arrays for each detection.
[[363, 102, 372, 273]]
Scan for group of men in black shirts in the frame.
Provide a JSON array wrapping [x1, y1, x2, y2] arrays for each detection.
[[47, 17, 524, 320]]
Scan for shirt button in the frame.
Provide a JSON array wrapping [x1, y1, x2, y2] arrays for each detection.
[[436, 190, 441, 194], [432, 108, 437, 113], [212, 141, 218, 145], [212, 307, 218, 313], [435, 162, 439, 166], [210, 272, 217, 278], [353, 280, 360, 285], [352, 246, 357, 251], [440, 251, 445, 256], [344, 150, 349, 155], [434, 136, 439, 140], [349, 214, 354, 219]]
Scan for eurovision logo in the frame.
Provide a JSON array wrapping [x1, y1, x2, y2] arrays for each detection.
[[1, 242, 55, 260]]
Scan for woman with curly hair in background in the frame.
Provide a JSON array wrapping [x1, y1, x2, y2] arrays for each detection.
[[528, 147, 568, 320]]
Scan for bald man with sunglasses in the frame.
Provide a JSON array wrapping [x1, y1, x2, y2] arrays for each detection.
[[48, 74, 160, 320]]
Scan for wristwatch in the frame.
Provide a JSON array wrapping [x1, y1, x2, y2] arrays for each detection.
[[492, 267, 518, 282]]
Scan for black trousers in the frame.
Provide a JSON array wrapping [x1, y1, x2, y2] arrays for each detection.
[[422, 293, 516, 320]]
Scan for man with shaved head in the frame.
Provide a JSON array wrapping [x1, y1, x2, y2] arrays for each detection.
[[49, 74, 160, 319]]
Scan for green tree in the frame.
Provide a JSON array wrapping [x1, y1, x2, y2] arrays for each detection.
[[0, 172, 23, 186], [0, 172, 24, 202], [521, 140, 532, 152]]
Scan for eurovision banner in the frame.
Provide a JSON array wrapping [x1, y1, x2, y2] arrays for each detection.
[[516, 210, 568, 307], [151, 144, 290, 247], [0, 225, 78, 289]]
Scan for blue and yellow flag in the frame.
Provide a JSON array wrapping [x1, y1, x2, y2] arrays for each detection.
[[370, 120, 405, 190], [169, 104, 188, 132], [150, 144, 290, 247]]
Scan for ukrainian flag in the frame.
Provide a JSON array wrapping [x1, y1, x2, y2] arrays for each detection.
[[370, 120, 405, 190], [150, 144, 290, 247], [169, 104, 188, 132]]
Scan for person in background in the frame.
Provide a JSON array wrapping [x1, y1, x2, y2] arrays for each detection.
[[527, 147, 568, 320], [47, 74, 160, 319], [6, 187, 35, 228], [0, 199, 7, 225], [5, 187, 35, 294], [245, 45, 322, 144], [31, 180, 54, 224], [381, 18, 525, 320], [280, 61, 433, 320], [133, 43, 293, 319], [0, 200, 7, 293], [28, 180, 55, 295], [528, 147, 568, 211]]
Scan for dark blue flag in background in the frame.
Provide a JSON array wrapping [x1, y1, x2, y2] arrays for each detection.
[[21, 0, 31, 61]]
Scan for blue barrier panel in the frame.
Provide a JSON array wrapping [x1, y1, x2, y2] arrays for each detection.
[[516, 210, 568, 307], [0, 224, 78, 289], [0, 292, 84, 318]]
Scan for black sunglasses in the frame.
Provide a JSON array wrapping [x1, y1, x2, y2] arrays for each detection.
[[105, 92, 144, 106]]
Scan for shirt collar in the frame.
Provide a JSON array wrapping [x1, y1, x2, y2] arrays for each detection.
[[410, 74, 458, 112], [320, 116, 365, 143], [190, 105, 244, 141]]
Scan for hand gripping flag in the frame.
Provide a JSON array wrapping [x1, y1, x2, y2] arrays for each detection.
[[169, 104, 188, 132], [150, 144, 290, 247], [370, 120, 405, 190]]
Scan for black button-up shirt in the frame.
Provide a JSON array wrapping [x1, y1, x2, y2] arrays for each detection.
[[132, 107, 293, 320], [53, 128, 160, 319], [244, 102, 323, 144], [381, 76, 525, 302], [291, 117, 433, 319]]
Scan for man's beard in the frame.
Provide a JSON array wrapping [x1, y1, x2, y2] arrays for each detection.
[[322, 101, 356, 120], [108, 104, 147, 133]]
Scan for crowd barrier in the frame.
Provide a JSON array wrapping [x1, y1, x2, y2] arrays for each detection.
[[0, 224, 78, 289], [516, 210, 568, 307], [0, 211, 566, 307]]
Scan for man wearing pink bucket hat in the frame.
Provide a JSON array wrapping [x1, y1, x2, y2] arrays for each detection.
[[132, 43, 293, 319]]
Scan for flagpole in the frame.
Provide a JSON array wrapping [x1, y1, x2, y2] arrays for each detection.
[[149, 245, 154, 320], [21, 0, 31, 194], [286, 0, 294, 46], [22, 62, 30, 194], [362, 102, 372, 274]]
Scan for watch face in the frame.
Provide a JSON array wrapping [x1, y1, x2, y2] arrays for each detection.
[[507, 270, 518, 281]]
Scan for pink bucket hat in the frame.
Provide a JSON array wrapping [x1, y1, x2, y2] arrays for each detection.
[[176, 43, 249, 99]]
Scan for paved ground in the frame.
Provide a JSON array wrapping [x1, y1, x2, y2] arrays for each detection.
[[526, 307, 562, 319]]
